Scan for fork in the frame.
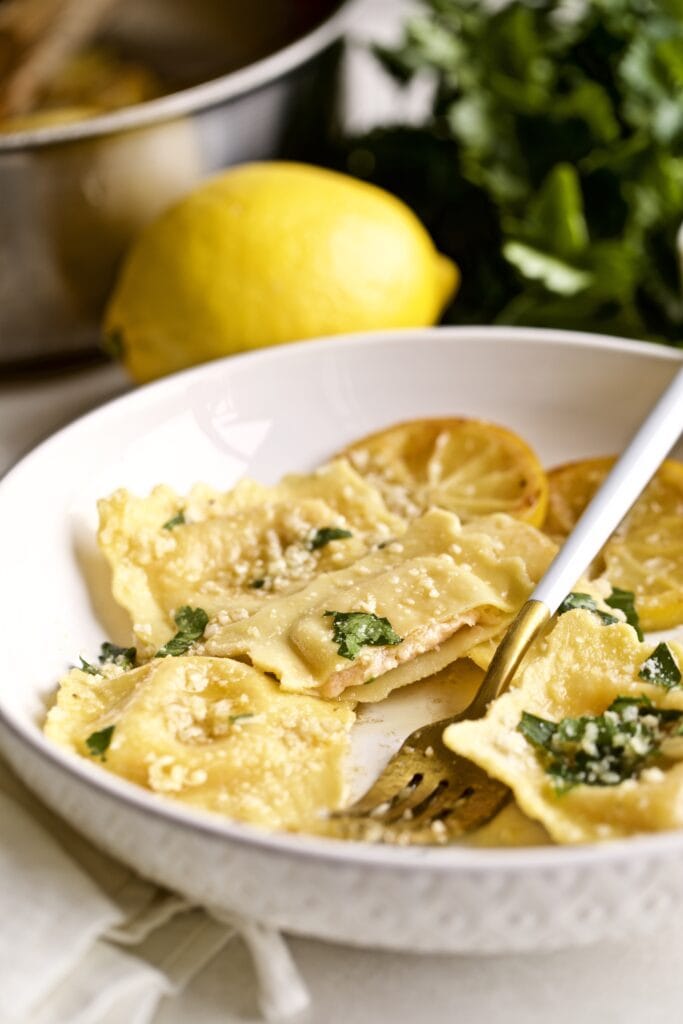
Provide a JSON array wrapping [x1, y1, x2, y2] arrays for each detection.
[[330, 363, 683, 844]]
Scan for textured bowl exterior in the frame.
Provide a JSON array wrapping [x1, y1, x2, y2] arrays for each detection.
[[4, 719, 683, 954], [2, 328, 683, 954]]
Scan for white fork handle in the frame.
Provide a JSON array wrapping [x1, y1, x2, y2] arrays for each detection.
[[532, 362, 683, 614]]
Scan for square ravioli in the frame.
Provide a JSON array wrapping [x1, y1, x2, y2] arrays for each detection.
[[45, 656, 355, 830], [203, 509, 556, 698], [444, 612, 683, 843], [98, 460, 404, 654]]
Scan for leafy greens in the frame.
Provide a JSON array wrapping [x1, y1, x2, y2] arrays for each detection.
[[342, 0, 683, 343]]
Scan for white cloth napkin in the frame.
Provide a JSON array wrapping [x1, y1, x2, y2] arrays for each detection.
[[0, 757, 310, 1024]]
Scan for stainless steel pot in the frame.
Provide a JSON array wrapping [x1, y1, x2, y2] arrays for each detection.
[[0, 0, 354, 365]]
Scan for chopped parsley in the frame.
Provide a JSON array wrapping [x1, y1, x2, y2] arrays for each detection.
[[605, 588, 643, 640], [86, 725, 115, 759], [99, 642, 136, 670], [557, 592, 619, 626], [309, 527, 353, 551], [229, 713, 255, 724], [518, 696, 683, 792], [156, 606, 209, 658], [639, 643, 682, 690], [250, 578, 266, 589], [163, 510, 186, 530], [79, 642, 137, 674], [324, 610, 402, 660]]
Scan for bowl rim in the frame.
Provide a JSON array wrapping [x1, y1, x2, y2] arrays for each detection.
[[0, 0, 355, 153], [2, 325, 683, 874]]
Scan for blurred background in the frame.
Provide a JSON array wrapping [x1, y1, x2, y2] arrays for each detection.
[[0, 0, 681, 377]]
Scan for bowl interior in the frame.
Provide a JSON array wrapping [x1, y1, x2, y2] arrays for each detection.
[[1, 327, 682, 852]]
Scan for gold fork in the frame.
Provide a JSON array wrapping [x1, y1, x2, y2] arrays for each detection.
[[329, 363, 683, 844], [330, 600, 548, 843]]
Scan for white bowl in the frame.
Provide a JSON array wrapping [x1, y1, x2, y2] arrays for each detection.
[[1, 326, 682, 955]]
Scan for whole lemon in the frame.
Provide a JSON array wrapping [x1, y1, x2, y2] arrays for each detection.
[[105, 162, 459, 382]]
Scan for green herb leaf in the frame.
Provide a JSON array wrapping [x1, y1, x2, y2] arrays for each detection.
[[518, 711, 556, 748], [557, 592, 620, 626], [86, 725, 115, 759], [639, 642, 682, 689], [502, 242, 593, 297], [309, 527, 353, 551], [156, 606, 209, 658], [605, 587, 644, 640], [324, 610, 403, 661], [557, 592, 600, 614], [79, 642, 136, 675], [518, 695, 683, 791], [229, 713, 255, 724], [520, 163, 589, 260], [99, 642, 136, 670], [163, 510, 186, 530], [609, 694, 653, 713]]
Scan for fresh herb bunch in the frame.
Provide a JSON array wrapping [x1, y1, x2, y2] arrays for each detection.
[[356, 0, 683, 342]]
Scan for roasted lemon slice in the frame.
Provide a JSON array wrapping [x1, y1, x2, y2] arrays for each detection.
[[544, 456, 614, 542], [338, 418, 548, 525], [545, 456, 683, 630]]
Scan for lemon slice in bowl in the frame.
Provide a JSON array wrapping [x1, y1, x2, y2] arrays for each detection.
[[338, 418, 548, 526], [543, 456, 614, 542], [545, 456, 683, 630]]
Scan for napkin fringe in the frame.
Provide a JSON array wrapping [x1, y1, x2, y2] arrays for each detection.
[[210, 909, 311, 1021]]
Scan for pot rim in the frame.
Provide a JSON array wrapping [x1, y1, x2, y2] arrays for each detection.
[[0, 0, 355, 154]]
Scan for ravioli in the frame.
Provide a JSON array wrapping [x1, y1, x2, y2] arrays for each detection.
[[45, 656, 355, 830], [343, 622, 503, 703], [443, 612, 683, 843], [203, 509, 556, 698], [98, 460, 404, 655], [466, 577, 616, 672]]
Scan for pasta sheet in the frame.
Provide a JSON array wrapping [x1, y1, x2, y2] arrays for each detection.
[[203, 509, 557, 698]]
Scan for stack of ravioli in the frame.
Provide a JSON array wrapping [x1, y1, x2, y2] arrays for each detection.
[[45, 418, 683, 844]]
